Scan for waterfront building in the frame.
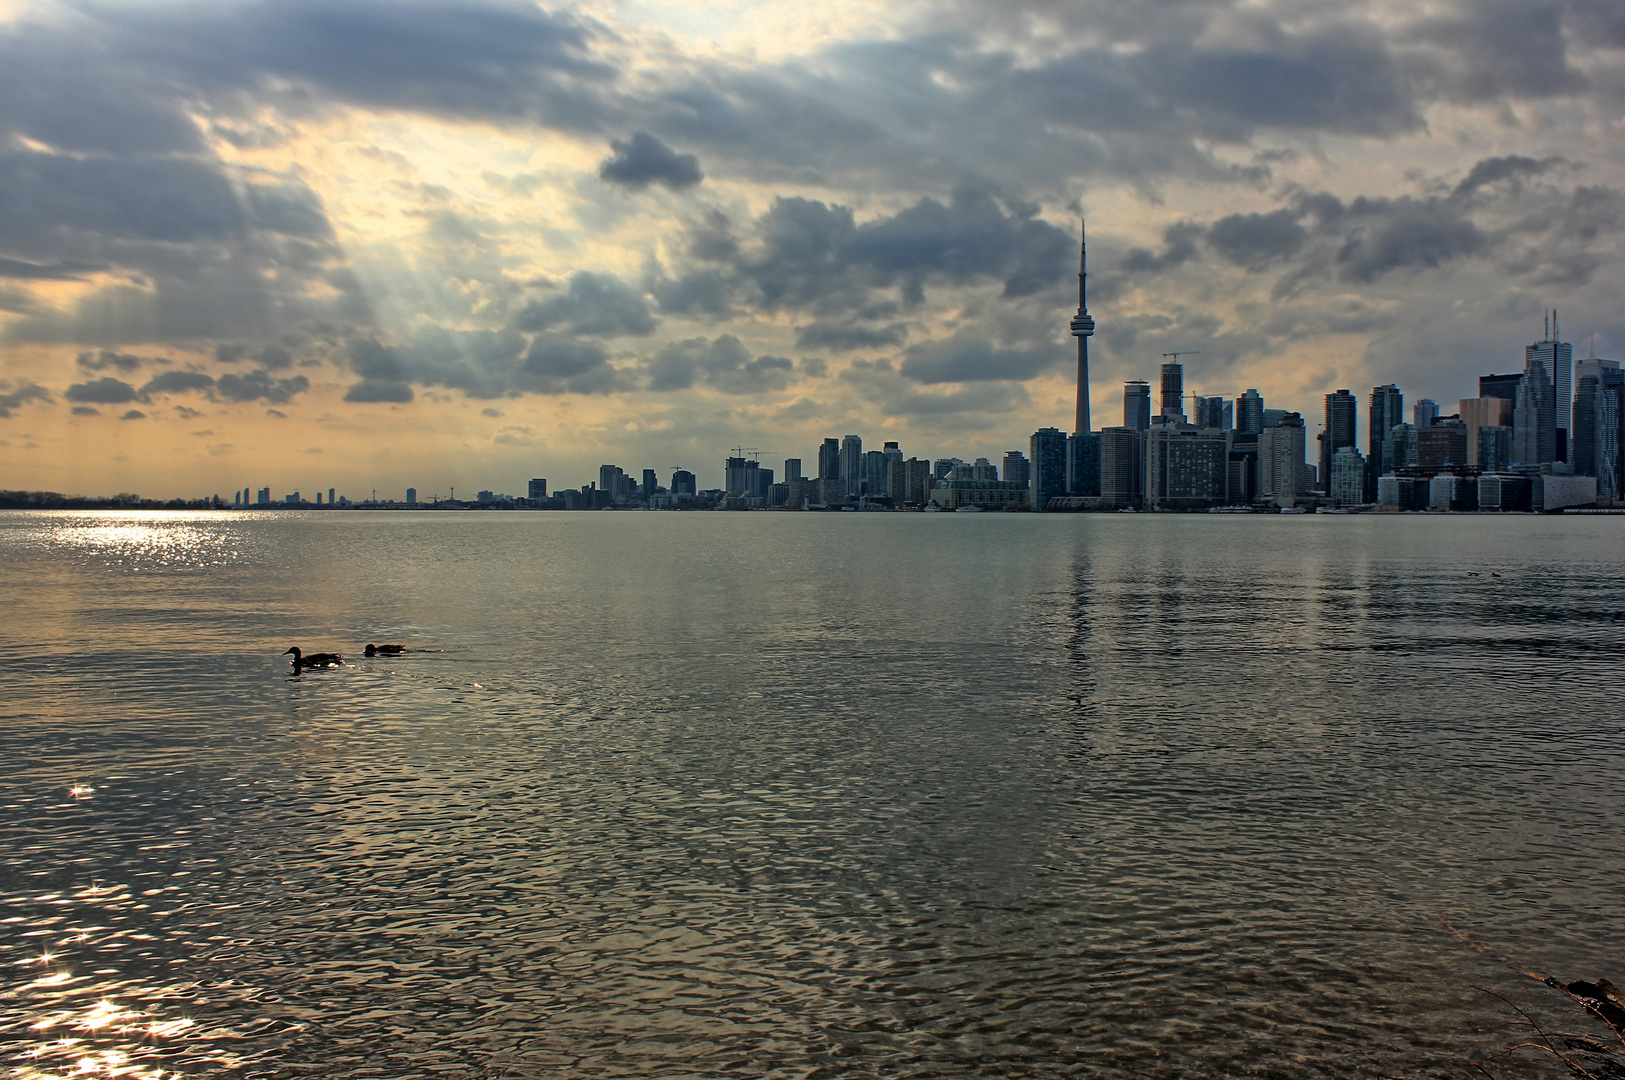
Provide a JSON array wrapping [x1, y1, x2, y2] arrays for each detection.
[[1320, 389, 1358, 494], [1160, 362, 1185, 418], [971, 457, 999, 482], [1067, 432, 1101, 496], [1526, 311, 1574, 460], [1478, 473, 1531, 512], [1417, 421, 1468, 469], [1237, 389, 1265, 434], [1002, 451, 1030, 489], [258, 486, 271, 505], [1227, 433, 1258, 506], [904, 457, 934, 506], [639, 469, 657, 499], [819, 438, 841, 483], [841, 435, 863, 496], [1258, 413, 1309, 497], [526, 479, 546, 500], [933, 458, 961, 480], [862, 449, 889, 496], [671, 469, 696, 496], [1330, 446, 1365, 506], [784, 458, 803, 485], [1512, 352, 1556, 466], [1367, 384, 1403, 499], [927, 479, 1031, 510], [1477, 425, 1513, 473], [1145, 425, 1228, 510], [1030, 427, 1069, 510], [1429, 474, 1478, 512], [1100, 427, 1143, 508], [1414, 399, 1439, 428], [1070, 221, 1096, 433], [406, 486, 418, 505], [818, 476, 846, 505], [1124, 381, 1151, 430]]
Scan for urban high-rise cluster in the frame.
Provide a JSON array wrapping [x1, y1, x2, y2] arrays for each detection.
[[230, 229, 1619, 515]]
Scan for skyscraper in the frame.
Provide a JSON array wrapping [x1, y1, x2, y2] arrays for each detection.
[[1527, 310, 1574, 461], [527, 479, 547, 499], [1099, 428, 1143, 508], [1574, 359, 1623, 487], [1237, 389, 1265, 435], [1002, 451, 1030, 489], [1367, 383, 1403, 500], [671, 469, 696, 496], [1259, 413, 1308, 497], [641, 469, 658, 498], [1414, 399, 1439, 428], [1160, 363, 1184, 418], [862, 449, 889, 496], [818, 439, 841, 482], [1480, 373, 1521, 403], [1067, 432, 1100, 496], [1030, 427, 1068, 510], [1513, 352, 1556, 466], [1195, 395, 1227, 430], [1321, 389, 1357, 493], [783, 458, 802, 484], [1124, 381, 1151, 430], [1070, 220, 1095, 433], [1330, 446, 1365, 507], [841, 435, 863, 496]]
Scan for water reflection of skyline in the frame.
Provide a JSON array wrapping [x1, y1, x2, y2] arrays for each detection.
[[4, 511, 1624, 1077]]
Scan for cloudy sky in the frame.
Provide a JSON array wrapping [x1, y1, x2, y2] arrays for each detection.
[[1, 0, 1622, 497]]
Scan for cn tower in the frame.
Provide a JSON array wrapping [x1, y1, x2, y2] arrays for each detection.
[[1069, 219, 1095, 433]]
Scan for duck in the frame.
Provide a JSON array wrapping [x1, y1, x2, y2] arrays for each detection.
[[284, 646, 343, 667], [364, 643, 405, 657]]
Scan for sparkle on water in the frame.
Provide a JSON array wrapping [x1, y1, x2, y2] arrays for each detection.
[[1, 509, 1622, 1078]]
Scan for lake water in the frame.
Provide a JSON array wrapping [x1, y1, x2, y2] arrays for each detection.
[[2, 509, 1623, 1078]]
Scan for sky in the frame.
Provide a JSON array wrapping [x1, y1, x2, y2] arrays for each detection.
[[0, 0, 1622, 498]]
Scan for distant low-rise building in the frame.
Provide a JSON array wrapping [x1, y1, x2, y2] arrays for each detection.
[[927, 479, 1031, 510]]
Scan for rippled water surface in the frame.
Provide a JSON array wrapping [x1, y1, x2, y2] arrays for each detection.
[[3, 509, 1623, 1078]]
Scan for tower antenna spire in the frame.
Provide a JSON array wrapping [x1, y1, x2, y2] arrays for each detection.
[[1069, 217, 1095, 433]]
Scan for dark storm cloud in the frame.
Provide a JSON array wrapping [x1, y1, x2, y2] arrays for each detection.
[[702, 187, 1073, 319], [898, 332, 1059, 384], [65, 377, 143, 404], [840, 358, 1029, 421], [795, 322, 909, 352], [106, 0, 613, 127], [0, 382, 51, 418], [343, 379, 415, 403], [119, 409, 146, 420], [515, 273, 657, 338], [1121, 223, 1204, 274], [1206, 210, 1308, 269], [643, 335, 793, 394], [599, 133, 704, 191], [141, 370, 217, 396], [651, 270, 735, 318], [1452, 155, 1566, 199], [1334, 197, 1486, 283], [517, 334, 623, 395], [215, 369, 310, 403], [1411, 0, 1587, 102], [0, 257, 101, 281], [76, 350, 151, 373], [70, 405, 100, 416]]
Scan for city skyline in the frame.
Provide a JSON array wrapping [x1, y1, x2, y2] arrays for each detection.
[[0, 0, 1622, 498]]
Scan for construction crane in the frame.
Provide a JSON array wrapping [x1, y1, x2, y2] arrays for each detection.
[[1160, 350, 1201, 364], [729, 446, 764, 461]]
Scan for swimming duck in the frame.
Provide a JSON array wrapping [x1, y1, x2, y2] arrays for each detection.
[[284, 646, 343, 667], [364, 643, 405, 657]]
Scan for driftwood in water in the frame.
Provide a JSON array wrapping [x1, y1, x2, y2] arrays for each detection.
[[1445, 917, 1625, 1079]]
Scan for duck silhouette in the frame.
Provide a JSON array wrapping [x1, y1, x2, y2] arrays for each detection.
[[364, 643, 405, 657], [285, 646, 343, 668]]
